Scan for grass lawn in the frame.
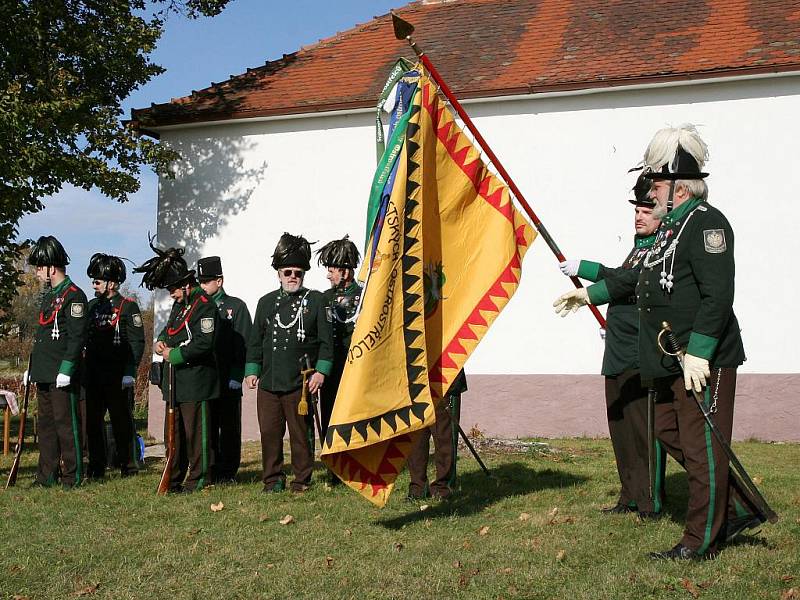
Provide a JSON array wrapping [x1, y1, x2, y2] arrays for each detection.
[[1, 437, 798, 599]]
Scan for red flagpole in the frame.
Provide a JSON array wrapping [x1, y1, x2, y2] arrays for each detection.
[[392, 14, 606, 329]]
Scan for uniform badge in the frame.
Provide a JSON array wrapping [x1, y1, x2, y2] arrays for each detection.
[[132, 313, 143, 327], [70, 303, 85, 317], [200, 317, 215, 333], [325, 306, 333, 322], [226, 308, 233, 320], [703, 229, 727, 253]]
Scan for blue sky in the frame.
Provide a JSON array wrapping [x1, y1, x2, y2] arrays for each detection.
[[18, 0, 401, 298]]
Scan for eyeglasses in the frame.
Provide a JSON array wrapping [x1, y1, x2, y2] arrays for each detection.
[[92, 280, 104, 285], [281, 269, 304, 278]]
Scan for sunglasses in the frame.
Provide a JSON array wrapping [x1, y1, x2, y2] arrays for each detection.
[[281, 269, 304, 278], [92, 280, 104, 285]]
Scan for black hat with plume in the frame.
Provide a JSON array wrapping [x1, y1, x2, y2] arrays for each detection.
[[28, 236, 69, 268], [87, 253, 127, 283], [272, 233, 312, 271], [628, 171, 656, 207], [133, 236, 195, 290], [316, 235, 361, 269]]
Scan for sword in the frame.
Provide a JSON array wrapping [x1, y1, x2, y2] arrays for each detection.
[[646, 387, 656, 504], [657, 321, 778, 524]]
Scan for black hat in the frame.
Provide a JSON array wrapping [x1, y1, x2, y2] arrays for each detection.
[[644, 145, 708, 181], [87, 253, 127, 283], [197, 256, 223, 282], [133, 236, 195, 290], [316, 235, 361, 269], [28, 236, 69, 268], [628, 171, 655, 207], [272, 233, 311, 271]]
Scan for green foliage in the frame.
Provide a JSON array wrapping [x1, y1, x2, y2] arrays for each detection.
[[0, 0, 232, 324], [0, 439, 798, 599]]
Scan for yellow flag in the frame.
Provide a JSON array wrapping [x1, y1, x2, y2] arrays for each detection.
[[321, 67, 536, 506]]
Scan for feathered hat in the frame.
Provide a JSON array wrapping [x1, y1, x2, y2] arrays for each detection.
[[133, 236, 194, 290], [643, 124, 709, 181], [316, 235, 361, 269], [271, 233, 312, 271], [87, 253, 127, 283], [28, 236, 69, 268], [628, 171, 655, 207]]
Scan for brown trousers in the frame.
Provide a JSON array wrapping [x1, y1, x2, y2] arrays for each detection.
[[35, 384, 83, 487], [654, 368, 756, 553], [164, 400, 212, 492], [256, 388, 314, 490], [85, 379, 138, 477], [407, 395, 458, 497], [210, 391, 242, 481], [606, 370, 666, 513]]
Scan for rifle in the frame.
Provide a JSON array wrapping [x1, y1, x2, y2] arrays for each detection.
[[5, 354, 32, 489], [657, 321, 778, 524], [157, 362, 176, 495]]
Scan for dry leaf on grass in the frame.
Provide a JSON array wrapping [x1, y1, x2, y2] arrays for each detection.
[[782, 576, 795, 583], [453, 560, 462, 569], [73, 583, 99, 597], [210, 502, 224, 512], [187, 528, 201, 536], [13, 596, 32, 600], [680, 578, 700, 599], [462, 541, 472, 550], [781, 589, 799, 600], [555, 550, 566, 561], [752, 476, 763, 485], [344, 528, 352, 536], [478, 526, 490, 536], [266, 563, 275, 569], [393, 542, 404, 552], [325, 556, 334, 567], [420, 504, 430, 512], [258, 514, 269, 523], [547, 507, 559, 524], [501, 567, 512, 574], [518, 512, 531, 521], [279, 514, 295, 525]]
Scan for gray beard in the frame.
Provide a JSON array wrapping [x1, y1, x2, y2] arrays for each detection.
[[652, 203, 668, 219]]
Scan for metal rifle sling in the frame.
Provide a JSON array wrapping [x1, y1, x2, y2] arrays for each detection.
[[5, 354, 33, 489], [658, 322, 778, 523]]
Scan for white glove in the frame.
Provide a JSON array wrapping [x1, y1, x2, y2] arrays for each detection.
[[553, 288, 589, 318], [22, 370, 29, 385], [559, 260, 580, 277], [599, 328, 606, 340], [228, 379, 242, 391], [121, 375, 135, 389], [55, 373, 71, 388], [683, 353, 710, 392]]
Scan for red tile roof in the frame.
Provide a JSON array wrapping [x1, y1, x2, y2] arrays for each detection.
[[132, 0, 800, 129]]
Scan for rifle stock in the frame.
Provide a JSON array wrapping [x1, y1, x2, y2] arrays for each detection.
[[157, 362, 176, 495], [5, 355, 32, 490]]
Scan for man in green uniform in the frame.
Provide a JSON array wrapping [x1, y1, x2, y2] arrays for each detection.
[[135, 241, 219, 492], [197, 256, 252, 483], [554, 124, 762, 559], [559, 172, 667, 518], [245, 233, 333, 494], [407, 371, 467, 500], [27, 236, 88, 488], [84, 253, 145, 478]]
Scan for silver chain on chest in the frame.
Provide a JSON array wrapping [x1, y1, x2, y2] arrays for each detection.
[[642, 208, 700, 293], [276, 291, 311, 341]]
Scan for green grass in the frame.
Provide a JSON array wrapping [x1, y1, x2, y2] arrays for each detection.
[[1, 438, 798, 599]]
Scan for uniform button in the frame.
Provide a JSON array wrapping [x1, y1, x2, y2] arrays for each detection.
[[646, 308, 651, 313], [636, 295, 640, 300], [645, 292, 650, 298], [637, 308, 642, 312], [645, 280, 649, 285]]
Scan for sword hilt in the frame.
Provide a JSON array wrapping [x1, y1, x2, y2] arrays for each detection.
[[657, 321, 682, 357]]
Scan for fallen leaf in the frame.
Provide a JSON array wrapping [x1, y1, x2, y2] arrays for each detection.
[[478, 526, 490, 536], [752, 476, 763, 485], [680, 578, 699, 599], [782, 576, 796, 583], [781, 589, 799, 600], [187, 528, 202, 536], [697, 580, 714, 589], [279, 514, 295, 525], [393, 542, 404, 552], [344, 528, 352, 536], [325, 556, 334, 567], [458, 574, 468, 588], [210, 502, 224, 512], [13, 596, 31, 600], [258, 514, 269, 523], [420, 504, 430, 512], [462, 541, 472, 550], [548, 507, 559, 524], [501, 567, 512, 574], [556, 549, 566, 561], [266, 563, 275, 569], [314, 514, 322, 519], [518, 512, 531, 522], [8, 565, 23, 574], [73, 583, 99, 597], [453, 560, 462, 569]]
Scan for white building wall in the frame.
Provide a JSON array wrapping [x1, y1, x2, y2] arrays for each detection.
[[154, 74, 800, 378]]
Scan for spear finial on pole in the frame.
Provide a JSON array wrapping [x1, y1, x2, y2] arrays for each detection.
[[391, 12, 423, 57]]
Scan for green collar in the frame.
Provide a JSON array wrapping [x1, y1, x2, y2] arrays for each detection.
[[279, 287, 307, 298], [212, 287, 227, 302], [187, 286, 203, 302], [49, 275, 72, 294], [634, 234, 657, 249], [662, 197, 702, 227]]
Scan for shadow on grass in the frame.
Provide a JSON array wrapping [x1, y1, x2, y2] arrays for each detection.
[[377, 462, 588, 529]]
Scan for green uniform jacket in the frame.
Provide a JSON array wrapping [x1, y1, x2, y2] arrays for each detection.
[[245, 287, 333, 393], [85, 294, 146, 381], [30, 277, 88, 383], [211, 288, 252, 394], [157, 287, 220, 403], [577, 234, 656, 376], [322, 281, 363, 367], [587, 199, 746, 381]]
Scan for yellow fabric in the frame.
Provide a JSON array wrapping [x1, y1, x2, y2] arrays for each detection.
[[321, 68, 536, 506]]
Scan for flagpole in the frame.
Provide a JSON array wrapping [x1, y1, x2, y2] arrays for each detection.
[[391, 14, 606, 329]]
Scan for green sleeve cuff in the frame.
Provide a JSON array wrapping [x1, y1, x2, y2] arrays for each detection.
[[245, 362, 261, 377], [586, 281, 611, 306], [168, 348, 185, 366], [315, 359, 333, 376], [577, 260, 601, 282], [230, 366, 245, 382], [687, 332, 718, 360], [124, 363, 137, 377], [58, 360, 76, 376]]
